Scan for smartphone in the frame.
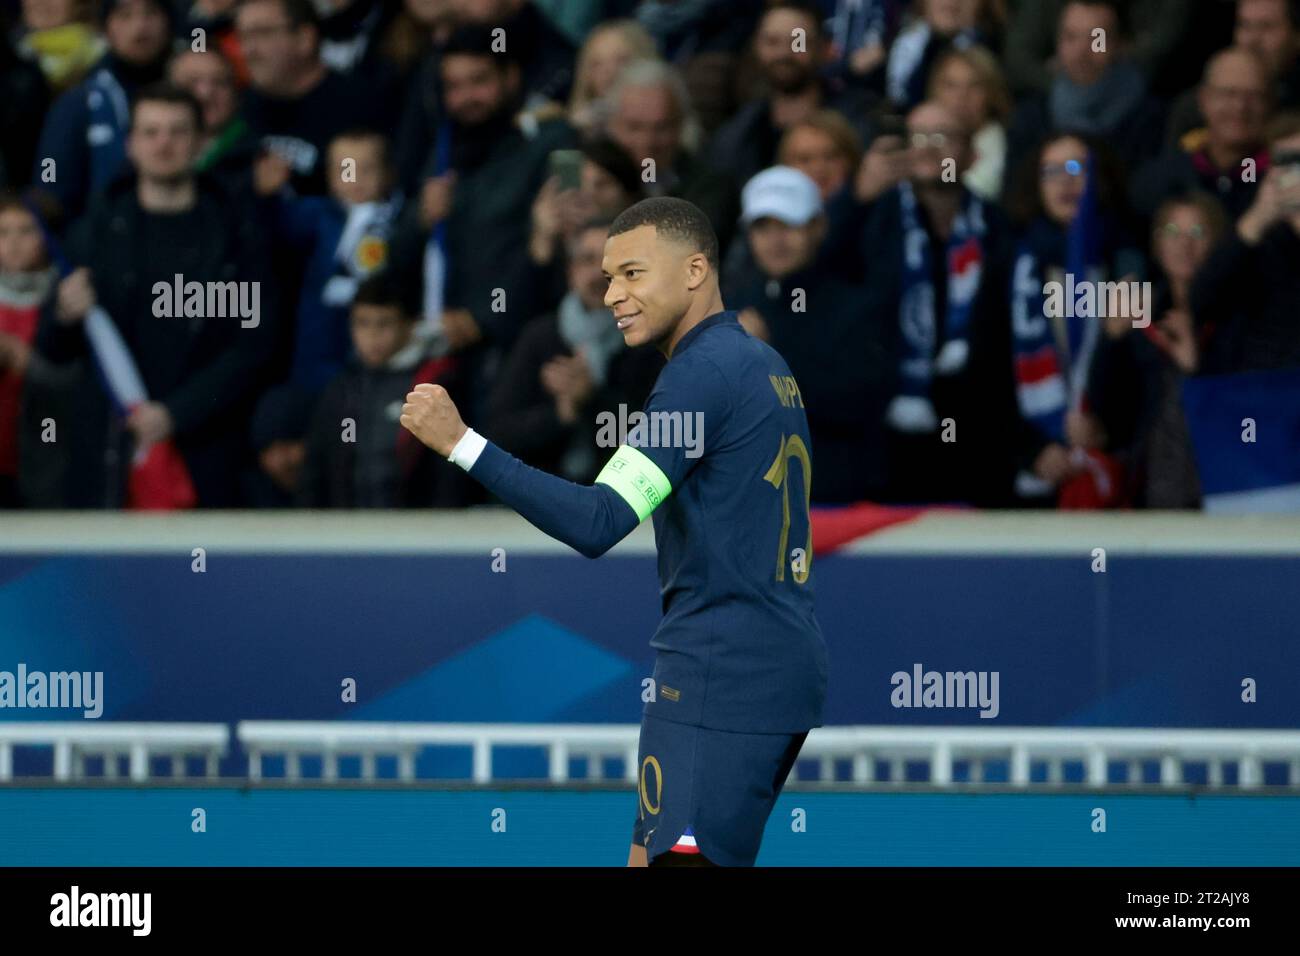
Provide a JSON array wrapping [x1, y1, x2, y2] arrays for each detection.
[[548, 149, 583, 191], [867, 115, 907, 153]]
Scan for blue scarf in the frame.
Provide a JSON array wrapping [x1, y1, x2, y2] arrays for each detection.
[[84, 66, 131, 193], [886, 181, 986, 433], [1010, 156, 1108, 449]]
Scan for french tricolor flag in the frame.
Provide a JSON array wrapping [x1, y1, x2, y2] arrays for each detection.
[[1014, 344, 1068, 418], [669, 826, 700, 854], [1182, 368, 1300, 513], [84, 305, 197, 510]]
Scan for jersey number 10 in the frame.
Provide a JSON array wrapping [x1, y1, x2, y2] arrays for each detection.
[[763, 433, 812, 584]]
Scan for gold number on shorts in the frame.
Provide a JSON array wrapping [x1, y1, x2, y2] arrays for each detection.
[[639, 755, 662, 816]]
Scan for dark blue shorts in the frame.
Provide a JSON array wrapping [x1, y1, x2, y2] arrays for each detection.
[[630, 713, 808, 867]]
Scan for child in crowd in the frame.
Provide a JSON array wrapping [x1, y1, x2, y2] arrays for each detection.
[[258, 127, 405, 394], [299, 271, 467, 507], [0, 196, 63, 507], [244, 382, 316, 507]]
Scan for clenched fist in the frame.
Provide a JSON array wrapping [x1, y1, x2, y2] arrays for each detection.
[[56, 267, 96, 324], [400, 382, 468, 457]]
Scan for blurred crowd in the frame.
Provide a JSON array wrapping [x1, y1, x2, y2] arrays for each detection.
[[0, 0, 1298, 511]]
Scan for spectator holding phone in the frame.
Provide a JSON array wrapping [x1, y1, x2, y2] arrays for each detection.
[[1191, 112, 1300, 372], [527, 138, 645, 312]]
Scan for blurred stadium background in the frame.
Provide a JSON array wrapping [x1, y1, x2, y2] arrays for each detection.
[[2, 509, 1298, 865]]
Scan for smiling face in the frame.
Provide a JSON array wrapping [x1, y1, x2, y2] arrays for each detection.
[[602, 225, 703, 349]]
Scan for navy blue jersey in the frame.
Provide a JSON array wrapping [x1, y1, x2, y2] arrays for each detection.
[[467, 310, 828, 734], [614, 311, 828, 733]]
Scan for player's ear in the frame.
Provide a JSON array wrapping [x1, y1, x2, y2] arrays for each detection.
[[684, 252, 709, 291]]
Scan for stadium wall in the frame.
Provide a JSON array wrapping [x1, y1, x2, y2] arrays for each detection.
[[0, 512, 1296, 779]]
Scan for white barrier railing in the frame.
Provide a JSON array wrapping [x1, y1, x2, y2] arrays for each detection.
[[236, 722, 638, 784], [4, 722, 1296, 787], [235, 722, 1300, 789], [0, 723, 228, 782]]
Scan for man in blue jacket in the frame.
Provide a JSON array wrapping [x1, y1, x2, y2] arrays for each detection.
[[31, 0, 173, 225]]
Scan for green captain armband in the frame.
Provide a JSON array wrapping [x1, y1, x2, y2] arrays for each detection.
[[594, 445, 672, 521]]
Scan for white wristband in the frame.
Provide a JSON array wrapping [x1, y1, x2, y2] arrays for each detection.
[[447, 427, 487, 470]]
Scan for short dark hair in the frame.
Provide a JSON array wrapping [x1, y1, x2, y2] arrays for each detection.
[[441, 24, 520, 71], [1062, 0, 1128, 37], [763, 1, 826, 37], [130, 83, 203, 132], [353, 270, 420, 319], [250, 0, 320, 33], [608, 197, 719, 274], [101, 0, 172, 27], [581, 137, 646, 203]]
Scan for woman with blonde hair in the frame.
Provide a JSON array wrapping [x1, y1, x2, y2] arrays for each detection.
[[777, 110, 864, 201], [927, 45, 1011, 200], [770, 111, 867, 281], [568, 19, 658, 135]]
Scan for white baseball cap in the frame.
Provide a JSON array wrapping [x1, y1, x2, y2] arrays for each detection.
[[740, 166, 823, 226]]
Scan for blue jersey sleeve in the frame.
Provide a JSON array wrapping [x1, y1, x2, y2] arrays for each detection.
[[469, 441, 641, 559], [578, 348, 731, 525], [464, 349, 730, 556]]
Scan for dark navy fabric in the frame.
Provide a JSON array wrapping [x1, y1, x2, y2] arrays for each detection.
[[633, 311, 828, 733], [631, 712, 807, 867], [471, 310, 829, 732]]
